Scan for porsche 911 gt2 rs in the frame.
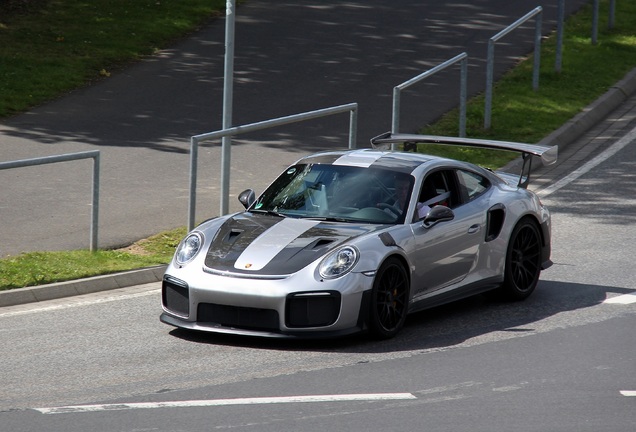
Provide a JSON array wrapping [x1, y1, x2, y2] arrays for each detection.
[[160, 133, 557, 339]]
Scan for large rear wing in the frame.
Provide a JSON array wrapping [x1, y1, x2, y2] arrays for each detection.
[[370, 132, 558, 189]]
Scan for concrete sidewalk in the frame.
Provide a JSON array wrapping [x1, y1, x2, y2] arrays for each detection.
[[2, 66, 636, 308]]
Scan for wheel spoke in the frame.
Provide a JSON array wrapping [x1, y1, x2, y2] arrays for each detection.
[[376, 266, 407, 331], [511, 226, 541, 291]]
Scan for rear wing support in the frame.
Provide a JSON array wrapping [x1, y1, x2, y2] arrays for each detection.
[[519, 152, 533, 189], [370, 132, 558, 189]]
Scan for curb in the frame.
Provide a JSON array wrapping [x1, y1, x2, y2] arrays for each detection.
[[0, 265, 167, 307], [538, 67, 636, 148], [501, 67, 636, 173]]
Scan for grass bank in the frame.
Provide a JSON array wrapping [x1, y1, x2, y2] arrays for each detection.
[[1, 0, 635, 290], [416, 0, 636, 167], [0, 227, 187, 290]]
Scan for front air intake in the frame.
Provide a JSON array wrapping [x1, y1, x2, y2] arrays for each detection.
[[197, 303, 279, 332], [162, 276, 189, 317], [286, 291, 341, 328]]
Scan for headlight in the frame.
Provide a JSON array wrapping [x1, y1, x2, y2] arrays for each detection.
[[319, 246, 359, 279], [175, 232, 203, 265]]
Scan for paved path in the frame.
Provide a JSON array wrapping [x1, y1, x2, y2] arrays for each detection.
[[0, 0, 591, 257], [532, 71, 636, 194]]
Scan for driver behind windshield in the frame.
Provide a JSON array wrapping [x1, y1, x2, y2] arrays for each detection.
[[380, 174, 434, 221]]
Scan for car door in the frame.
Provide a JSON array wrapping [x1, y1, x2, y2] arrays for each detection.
[[409, 169, 488, 296]]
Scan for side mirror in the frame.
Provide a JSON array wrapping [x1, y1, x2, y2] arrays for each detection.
[[422, 205, 454, 229], [238, 189, 256, 209]]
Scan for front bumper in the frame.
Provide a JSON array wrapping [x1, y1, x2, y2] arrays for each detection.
[[160, 268, 373, 338]]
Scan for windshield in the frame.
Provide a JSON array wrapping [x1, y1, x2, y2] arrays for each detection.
[[251, 163, 413, 224]]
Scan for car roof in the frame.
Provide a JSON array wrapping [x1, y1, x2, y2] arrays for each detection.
[[298, 149, 442, 174]]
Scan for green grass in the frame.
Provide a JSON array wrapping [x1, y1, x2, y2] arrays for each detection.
[[0, 227, 187, 290], [416, 0, 636, 168], [1, 0, 635, 290]]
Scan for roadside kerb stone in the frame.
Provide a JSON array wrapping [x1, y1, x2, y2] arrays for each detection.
[[0, 265, 166, 307], [502, 67, 636, 174], [538, 68, 636, 148]]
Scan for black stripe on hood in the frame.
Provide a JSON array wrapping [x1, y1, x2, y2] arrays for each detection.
[[204, 213, 384, 275]]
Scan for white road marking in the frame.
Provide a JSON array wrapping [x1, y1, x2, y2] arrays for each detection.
[[620, 391, 636, 397], [603, 293, 636, 305], [538, 124, 636, 198], [35, 393, 417, 414]]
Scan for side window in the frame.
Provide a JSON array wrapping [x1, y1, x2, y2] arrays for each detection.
[[457, 170, 490, 202], [419, 171, 452, 207], [415, 170, 459, 220]]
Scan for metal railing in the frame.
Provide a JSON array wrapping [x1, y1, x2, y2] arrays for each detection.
[[608, 0, 616, 29], [188, 103, 358, 230], [593, 0, 617, 44], [392, 52, 468, 145], [0, 151, 101, 251], [556, 0, 566, 73], [484, 6, 543, 130], [592, 0, 600, 44]]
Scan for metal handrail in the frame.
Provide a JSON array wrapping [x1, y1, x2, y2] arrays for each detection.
[[484, 6, 543, 130], [0, 151, 101, 251], [391, 52, 468, 146], [188, 103, 358, 230]]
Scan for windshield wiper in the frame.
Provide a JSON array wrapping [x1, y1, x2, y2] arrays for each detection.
[[301, 216, 355, 223], [251, 209, 288, 218]]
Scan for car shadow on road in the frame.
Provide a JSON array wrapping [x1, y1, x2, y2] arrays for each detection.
[[168, 280, 633, 353]]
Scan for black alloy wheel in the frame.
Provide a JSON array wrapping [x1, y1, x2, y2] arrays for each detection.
[[369, 257, 409, 339], [501, 218, 542, 300]]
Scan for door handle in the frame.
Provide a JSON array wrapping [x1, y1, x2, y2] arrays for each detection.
[[468, 224, 480, 234]]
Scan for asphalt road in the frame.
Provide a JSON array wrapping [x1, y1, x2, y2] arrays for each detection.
[[1, 164, 635, 431], [0, 0, 590, 257], [1, 107, 636, 430], [2, 2, 635, 430]]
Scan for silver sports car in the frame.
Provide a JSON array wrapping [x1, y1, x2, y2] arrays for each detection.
[[160, 133, 557, 339]]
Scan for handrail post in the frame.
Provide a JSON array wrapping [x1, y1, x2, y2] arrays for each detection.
[[592, 0, 599, 45], [459, 56, 468, 137], [188, 136, 199, 232], [90, 152, 100, 252], [533, 10, 542, 91], [556, 0, 565, 73], [349, 106, 358, 149], [221, 0, 236, 217], [391, 87, 401, 150], [609, 0, 616, 29], [485, 39, 495, 130]]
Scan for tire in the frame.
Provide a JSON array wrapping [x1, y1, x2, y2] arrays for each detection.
[[498, 218, 542, 301], [368, 257, 409, 339]]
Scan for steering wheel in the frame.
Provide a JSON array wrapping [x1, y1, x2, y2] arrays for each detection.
[[377, 203, 402, 218]]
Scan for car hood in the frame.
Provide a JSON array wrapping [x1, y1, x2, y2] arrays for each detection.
[[204, 213, 386, 276]]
